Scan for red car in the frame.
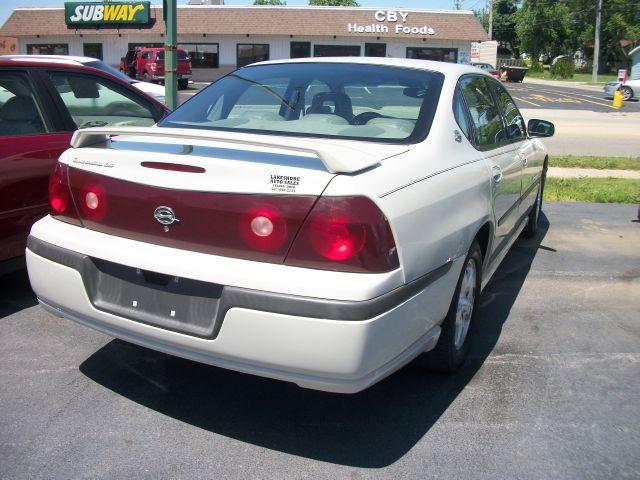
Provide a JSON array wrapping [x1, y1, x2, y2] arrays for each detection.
[[0, 56, 169, 274], [134, 47, 193, 90]]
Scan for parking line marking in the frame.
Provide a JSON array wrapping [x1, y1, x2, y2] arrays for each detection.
[[513, 96, 541, 106], [525, 87, 617, 109]]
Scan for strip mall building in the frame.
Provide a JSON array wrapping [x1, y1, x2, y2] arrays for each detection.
[[0, 3, 488, 78]]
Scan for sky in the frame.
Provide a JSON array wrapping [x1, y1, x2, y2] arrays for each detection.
[[1, 0, 483, 29]]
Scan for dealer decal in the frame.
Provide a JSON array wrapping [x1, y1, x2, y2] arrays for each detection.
[[270, 174, 300, 193]]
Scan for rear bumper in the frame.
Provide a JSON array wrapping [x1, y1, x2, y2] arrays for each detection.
[[26, 217, 461, 393]]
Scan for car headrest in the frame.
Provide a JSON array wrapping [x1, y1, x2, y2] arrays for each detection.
[[308, 92, 353, 120]]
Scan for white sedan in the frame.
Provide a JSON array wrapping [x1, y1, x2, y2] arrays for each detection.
[[26, 58, 554, 393], [603, 78, 640, 101]]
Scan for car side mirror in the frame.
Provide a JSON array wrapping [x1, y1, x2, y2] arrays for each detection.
[[528, 119, 555, 137]]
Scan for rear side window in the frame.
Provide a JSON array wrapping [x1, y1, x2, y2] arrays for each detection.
[[452, 86, 473, 143], [459, 75, 505, 150], [0, 72, 47, 137]]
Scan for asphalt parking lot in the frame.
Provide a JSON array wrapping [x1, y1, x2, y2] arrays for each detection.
[[1, 202, 639, 479]]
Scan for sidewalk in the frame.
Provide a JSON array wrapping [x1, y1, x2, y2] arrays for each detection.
[[523, 76, 606, 93], [547, 167, 640, 179]]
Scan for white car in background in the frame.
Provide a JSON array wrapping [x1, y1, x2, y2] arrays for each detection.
[[0, 55, 166, 104], [604, 78, 640, 101], [26, 58, 554, 393]]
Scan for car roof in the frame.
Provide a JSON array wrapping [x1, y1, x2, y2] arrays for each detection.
[[0, 54, 98, 66], [248, 56, 488, 77]]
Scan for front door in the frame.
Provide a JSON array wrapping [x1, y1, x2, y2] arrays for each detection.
[[459, 75, 522, 241]]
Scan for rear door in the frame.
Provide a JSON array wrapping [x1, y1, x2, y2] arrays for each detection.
[[0, 68, 71, 262], [459, 75, 522, 241]]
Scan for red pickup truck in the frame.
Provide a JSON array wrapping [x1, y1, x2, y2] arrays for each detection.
[[131, 47, 193, 89]]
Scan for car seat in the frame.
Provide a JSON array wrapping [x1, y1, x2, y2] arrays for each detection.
[[0, 96, 45, 136]]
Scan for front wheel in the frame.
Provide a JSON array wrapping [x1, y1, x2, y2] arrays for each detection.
[[522, 167, 546, 238], [417, 240, 482, 372]]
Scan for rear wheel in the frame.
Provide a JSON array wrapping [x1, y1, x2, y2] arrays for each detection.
[[178, 79, 189, 90], [621, 86, 633, 101], [522, 163, 547, 238], [418, 240, 482, 372], [142, 71, 150, 83]]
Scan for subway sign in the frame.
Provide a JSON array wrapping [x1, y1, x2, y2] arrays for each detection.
[[65, 2, 151, 25]]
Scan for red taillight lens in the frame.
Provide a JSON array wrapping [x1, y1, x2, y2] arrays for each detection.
[[308, 209, 365, 261], [286, 197, 399, 273], [49, 163, 69, 214], [239, 204, 288, 252], [48, 162, 83, 226]]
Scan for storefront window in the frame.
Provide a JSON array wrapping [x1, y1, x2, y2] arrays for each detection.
[[406, 47, 457, 63], [290, 42, 311, 59], [83, 43, 103, 60], [179, 43, 219, 68], [27, 44, 68, 55], [313, 45, 360, 57], [365, 43, 386, 57], [237, 44, 269, 68]]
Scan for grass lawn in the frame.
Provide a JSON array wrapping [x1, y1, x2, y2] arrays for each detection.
[[527, 71, 618, 84], [550, 156, 640, 170], [544, 177, 640, 203]]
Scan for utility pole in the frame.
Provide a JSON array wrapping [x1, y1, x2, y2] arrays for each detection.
[[164, 0, 178, 110], [454, 0, 462, 10], [488, 0, 493, 40], [591, 0, 602, 84]]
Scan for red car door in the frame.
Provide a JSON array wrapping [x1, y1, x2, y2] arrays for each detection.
[[0, 132, 71, 262]]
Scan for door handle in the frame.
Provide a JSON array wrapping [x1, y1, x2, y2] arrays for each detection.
[[492, 165, 503, 184], [522, 156, 528, 166]]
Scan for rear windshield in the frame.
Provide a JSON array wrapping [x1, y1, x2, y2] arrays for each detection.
[[156, 50, 189, 61], [158, 63, 444, 143]]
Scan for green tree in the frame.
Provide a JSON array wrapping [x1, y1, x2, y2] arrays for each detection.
[[308, 0, 360, 6], [515, 0, 573, 60], [253, 0, 286, 4]]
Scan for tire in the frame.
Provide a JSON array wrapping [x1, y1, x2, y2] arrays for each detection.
[[522, 164, 547, 238], [178, 79, 188, 90], [417, 240, 482, 372], [142, 71, 150, 83], [621, 86, 633, 101]]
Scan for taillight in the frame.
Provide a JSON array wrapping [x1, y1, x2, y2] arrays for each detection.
[[285, 197, 399, 273], [239, 204, 287, 252], [48, 163, 82, 226], [49, 163, 69, 214]]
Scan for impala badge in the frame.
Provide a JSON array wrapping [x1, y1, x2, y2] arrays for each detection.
[[154, 206, 180, 232]]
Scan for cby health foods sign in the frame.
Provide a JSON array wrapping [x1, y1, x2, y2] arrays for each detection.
[[65, 1, 151, 25]]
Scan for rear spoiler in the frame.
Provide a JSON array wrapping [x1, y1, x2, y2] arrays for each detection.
[[70, 126, 409, 174]]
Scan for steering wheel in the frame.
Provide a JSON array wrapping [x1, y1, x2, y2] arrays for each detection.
[[351, 111, 383, 125]]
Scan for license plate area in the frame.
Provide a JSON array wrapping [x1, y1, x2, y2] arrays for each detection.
[[85, 258, 223, 338]]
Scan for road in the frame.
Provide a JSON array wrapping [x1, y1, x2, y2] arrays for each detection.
[[505, 81, 640, 113], [1, 203, 639, 479]]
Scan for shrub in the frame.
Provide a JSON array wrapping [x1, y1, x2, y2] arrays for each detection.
[[550, 61, 574, 79], [529, 59, 544, 73]]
